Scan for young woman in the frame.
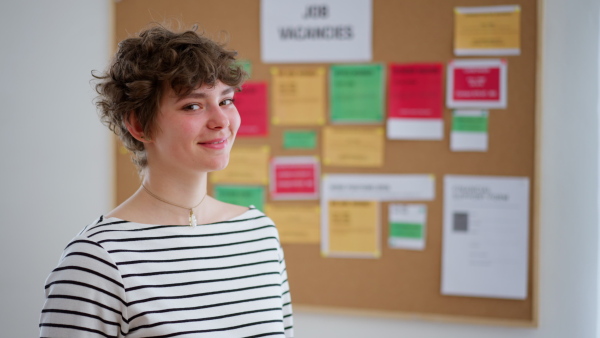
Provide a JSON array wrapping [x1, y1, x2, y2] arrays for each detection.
[[39, 25, 293, 337]]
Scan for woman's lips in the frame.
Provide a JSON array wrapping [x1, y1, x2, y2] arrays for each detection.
[[198, 137, 228, 149]]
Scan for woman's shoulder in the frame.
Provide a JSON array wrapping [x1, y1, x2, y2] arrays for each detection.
[[201, 201, 276, 232], [208, 198, 253, 220]]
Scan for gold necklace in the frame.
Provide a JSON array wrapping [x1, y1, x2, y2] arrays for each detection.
[[141, 183, 206, 227]]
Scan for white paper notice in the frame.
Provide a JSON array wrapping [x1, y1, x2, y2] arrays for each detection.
[[389, 204, 427, 250], [261, 0, 372, 63], [387, 119, 444, 140], [442, 175, 530, 299], [322, 174, 435, 202], [321, 174, 435, 258]]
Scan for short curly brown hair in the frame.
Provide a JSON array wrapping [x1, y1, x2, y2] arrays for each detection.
[[93, 25, 246, 170]]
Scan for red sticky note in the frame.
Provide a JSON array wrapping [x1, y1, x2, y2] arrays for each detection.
[[235, 82, 268, 137], [388, 63, 443, 119], [270, 157, 319, 200]]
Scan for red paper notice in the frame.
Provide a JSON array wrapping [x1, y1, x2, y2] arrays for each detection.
[[453, 67, 500, 101], [270, 157, 319, 200], [275, 164, 316, 194], [235, 82, 268, 137], [446, 59, 507, 109], [388, 63, 443, 119]]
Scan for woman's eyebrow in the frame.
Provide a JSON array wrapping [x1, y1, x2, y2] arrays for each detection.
[[221, 87, 235, 95], [176, 93, 206, 102], [175, 87, 235, 102]]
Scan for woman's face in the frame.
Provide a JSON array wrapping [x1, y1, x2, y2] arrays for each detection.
[[145, 80, 241, 174]]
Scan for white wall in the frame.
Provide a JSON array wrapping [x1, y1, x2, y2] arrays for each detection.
[[0, 1, 598, 337], [0, 1, 112, 337]]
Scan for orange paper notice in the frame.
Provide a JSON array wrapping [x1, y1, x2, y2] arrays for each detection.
[[271, 67, 327, 126], [323, 127, 384, 167], [266, 204, 320, 244], [326, 200, 380, 258]]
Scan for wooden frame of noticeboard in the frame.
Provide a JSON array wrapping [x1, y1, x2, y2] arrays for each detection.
[[111, 0, 541, 327]]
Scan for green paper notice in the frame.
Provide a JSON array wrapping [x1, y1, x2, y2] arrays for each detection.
[[214, 185, 264, 211], [452, 112, 488, 132], [330, 64, 384, 123], [283, 130, 317, 149], [450, 110, 489, 152], [390, 222, 424, 239]]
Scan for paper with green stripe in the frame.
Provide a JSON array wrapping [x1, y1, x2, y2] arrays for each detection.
[[388, 203, 427, 250], [450, 110, 489, 152]]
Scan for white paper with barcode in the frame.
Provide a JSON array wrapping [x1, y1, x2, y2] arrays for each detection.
[[442, 175, 530, 299]]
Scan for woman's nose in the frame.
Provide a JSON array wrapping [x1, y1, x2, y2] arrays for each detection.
[[206, 106, 229, 130]]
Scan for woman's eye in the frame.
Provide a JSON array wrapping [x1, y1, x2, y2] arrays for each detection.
[[183, 104, 201, 111], [220, 98, 235, 106]]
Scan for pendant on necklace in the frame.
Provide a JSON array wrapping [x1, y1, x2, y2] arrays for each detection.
[[189, 209, 197, 227]]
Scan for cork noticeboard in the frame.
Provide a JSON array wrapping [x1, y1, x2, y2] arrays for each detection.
[[113, 0, 539, 326]]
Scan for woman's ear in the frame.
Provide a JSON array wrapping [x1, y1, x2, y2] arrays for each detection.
[[126, 111, 148, 142]]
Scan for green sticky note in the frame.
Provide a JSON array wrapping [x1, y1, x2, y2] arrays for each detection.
[[452, 110, 489, 132], [330, 64, 384, 123], [283, 130, 317, 149], [236, 60, 252, 78], [214, 185, 264, 211], [390, 222, 424, 239]]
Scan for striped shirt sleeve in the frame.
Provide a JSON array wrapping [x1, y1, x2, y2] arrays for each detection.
[[278, 243, 294, 337], [39, 236, 128, 337]]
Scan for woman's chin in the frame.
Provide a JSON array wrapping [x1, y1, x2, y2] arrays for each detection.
[[203, 159, 230, 173]]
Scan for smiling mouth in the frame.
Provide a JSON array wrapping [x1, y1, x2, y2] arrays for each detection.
[[203, 140, 225, 145], [199, 138, 228, 145]]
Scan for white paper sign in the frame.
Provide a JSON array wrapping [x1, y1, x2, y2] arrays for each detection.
[[261, 0, 372, 63], [442, 175, 530, 299], [387, 118, 444, 140], [321, 174, 435, 201]]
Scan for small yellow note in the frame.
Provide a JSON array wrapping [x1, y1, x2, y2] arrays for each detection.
[[323, 127, 384, 167], [210, 145, 270, 184], [265, 204, 320, 244], [454, 5, 521, 56], [328, 200, 380, 257], [271, 67, 327, 126]]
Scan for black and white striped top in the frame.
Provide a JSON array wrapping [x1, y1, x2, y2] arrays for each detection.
[[40, 207, 293, 337]]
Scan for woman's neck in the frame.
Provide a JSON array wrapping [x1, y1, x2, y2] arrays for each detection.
[[141, 166, 208, 209], [105, 166, 211, 226]]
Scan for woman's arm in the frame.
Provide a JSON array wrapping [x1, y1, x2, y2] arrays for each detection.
[[40, 236, 128, 337], [278, 244, 294, 337]]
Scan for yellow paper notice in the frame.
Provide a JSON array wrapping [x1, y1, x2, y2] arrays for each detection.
[[454, 5, 520, 56], [323, 127, 384, 167], [210, 145, 270, 184], [271, 67, 327, 126], [265, 204, 320, 244], [328, 201, 380, 257]]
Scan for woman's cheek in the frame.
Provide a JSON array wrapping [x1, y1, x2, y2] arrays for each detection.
[[180, 119, 200, 135], [229, 110, 242, 135]]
